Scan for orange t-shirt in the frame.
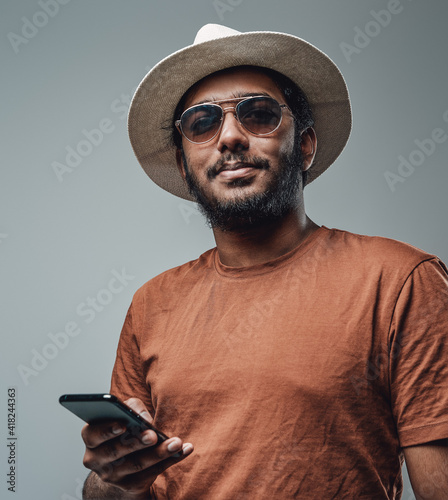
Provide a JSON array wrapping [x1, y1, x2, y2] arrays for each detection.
[[111, 226, 448, 499]]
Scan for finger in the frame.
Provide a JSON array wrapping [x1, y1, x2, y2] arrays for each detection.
[[99, 440, 194, 486], [112, 435, 184, 471], [124, 397, 154, 425], [81, 421, 127, 449], [150, 442, 194, 476], [113, 442, 195, 491], [83, 426, 160, 471], [117, 437, 193, 475], [86, 438, 192, 485]]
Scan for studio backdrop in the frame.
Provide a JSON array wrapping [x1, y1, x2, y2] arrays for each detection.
[[1, 1, 447, 498]]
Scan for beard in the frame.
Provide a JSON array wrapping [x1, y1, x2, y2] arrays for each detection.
[[181, 143, 304, 232]]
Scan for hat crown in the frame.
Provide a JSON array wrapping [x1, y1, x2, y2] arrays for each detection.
[[193, 24, 241, 45]]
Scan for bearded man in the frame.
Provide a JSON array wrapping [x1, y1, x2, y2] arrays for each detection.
[[81, 24, 448, 499]]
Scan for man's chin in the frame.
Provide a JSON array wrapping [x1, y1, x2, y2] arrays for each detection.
[[192, 190, 292, 232], [183, 147, 303, 232], [207, 185, 261, 206]]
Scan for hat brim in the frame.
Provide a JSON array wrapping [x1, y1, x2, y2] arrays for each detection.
[[128, 30, 352, 201]]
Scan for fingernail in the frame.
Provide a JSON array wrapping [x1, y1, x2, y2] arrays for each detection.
[[112, 425, 124, 435], [182, 443, 194, 455], [141, 432, 155, 445], [139, 411, 151, 421], [167, 439, 181, 453]]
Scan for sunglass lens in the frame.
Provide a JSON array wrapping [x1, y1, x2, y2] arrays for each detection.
[[181, 105, 222, 143], [238, 97, 282, 135]]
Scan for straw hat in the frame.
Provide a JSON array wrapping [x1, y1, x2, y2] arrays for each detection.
[[128, 24, 352, 201]]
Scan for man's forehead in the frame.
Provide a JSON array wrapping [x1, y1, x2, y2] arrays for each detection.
[[183, 66, 283, 108]]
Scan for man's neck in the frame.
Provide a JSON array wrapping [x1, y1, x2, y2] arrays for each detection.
[[212, 209, 319, 268]]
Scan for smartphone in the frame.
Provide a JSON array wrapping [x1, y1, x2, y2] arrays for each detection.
[[59, 393, 173, 447]]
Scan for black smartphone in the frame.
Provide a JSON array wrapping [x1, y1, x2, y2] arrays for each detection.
[[59, 393, 172, 447]]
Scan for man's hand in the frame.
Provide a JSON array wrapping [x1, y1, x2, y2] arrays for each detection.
[[81, 397, 193, 499]]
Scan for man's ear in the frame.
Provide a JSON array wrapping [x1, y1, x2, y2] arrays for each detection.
[[300, 127, 317, 172], [176, 148, 187, 181]]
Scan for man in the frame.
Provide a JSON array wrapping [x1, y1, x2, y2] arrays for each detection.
[[81, 24, 448, 499]]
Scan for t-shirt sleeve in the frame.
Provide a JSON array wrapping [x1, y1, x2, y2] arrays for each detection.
[[110, 300, 154, 416], [389, 257, 448, 447]]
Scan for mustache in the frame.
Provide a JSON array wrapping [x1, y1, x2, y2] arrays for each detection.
[[207, 154, 271, 179]]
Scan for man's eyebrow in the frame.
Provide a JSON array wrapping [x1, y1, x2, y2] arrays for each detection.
[[190, 91, 272, 107]]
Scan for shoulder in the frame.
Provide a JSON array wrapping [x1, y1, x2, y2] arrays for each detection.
[[318, 226, 448, 293], [131, 247, 216, 306], [316, 227, 448, 309], [324, 226, 439, 271]]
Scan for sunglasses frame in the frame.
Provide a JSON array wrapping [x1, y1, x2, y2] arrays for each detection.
[[175, 95, 291, 144]]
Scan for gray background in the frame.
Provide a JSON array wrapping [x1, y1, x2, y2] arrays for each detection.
[[1, 1, 447, 498]]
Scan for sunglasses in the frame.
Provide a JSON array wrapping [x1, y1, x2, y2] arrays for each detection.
[[175, 95, 291, 144]]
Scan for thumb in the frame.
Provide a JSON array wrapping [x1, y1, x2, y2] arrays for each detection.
[[124, 397, 154, 425]]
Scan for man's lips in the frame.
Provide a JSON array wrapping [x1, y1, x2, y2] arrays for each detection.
[[216, 162, 260, 180]]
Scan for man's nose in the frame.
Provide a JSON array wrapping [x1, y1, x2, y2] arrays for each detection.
[[216, 108, 250, 153]]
